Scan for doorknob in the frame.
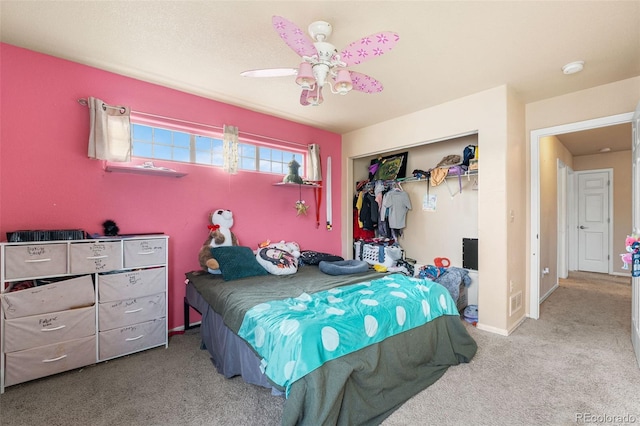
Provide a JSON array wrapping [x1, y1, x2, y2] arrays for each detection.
[[579, 225, 588, 229]]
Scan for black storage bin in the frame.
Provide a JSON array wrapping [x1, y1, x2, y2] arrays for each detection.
[[7, 229, 86, 242]]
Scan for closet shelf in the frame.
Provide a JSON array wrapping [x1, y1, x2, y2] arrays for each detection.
[[399, 169, 478, 183]]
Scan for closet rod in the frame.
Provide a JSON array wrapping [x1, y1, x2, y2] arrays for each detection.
[[76, 98, 308, 148]]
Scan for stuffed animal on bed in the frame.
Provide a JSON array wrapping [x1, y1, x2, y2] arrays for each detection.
[[255, 240, 300, 275], [198, 209, 239, 274]]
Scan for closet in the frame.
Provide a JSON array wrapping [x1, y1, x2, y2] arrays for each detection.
[[352, 134, 479, 306]]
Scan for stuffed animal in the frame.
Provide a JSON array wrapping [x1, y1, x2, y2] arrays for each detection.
[[255, 240, 301, 275], [198, 209, 239, 274], [620, 234, 640, 270]]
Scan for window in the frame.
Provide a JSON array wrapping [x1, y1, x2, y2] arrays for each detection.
[[131, 123, 305, 176]]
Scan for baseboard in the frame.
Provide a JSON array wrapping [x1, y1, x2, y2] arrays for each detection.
[[476, 323, 509, 336], [169, 322, 201, 334], [539, 282, 559, 303], [507, 315, 527, 335], [611, 271, 632, 277]]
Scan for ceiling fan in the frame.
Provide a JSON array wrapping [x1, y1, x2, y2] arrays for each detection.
[[241, 16, 399, 106]]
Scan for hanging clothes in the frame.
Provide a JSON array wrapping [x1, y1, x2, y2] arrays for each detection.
[[382, 188, 412, 230], [353, 191, 375, 240], [353, 208, 375, 240], [359, 191, 379, 231], [374, 180, 391, 238], [354, 190, 365, 228]]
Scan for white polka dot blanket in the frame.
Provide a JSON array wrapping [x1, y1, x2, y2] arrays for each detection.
[[237, 273, 460, 396]]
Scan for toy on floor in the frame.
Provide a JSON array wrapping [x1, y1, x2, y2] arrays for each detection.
[[434, 257, 451, 268], [198, 209, 238, 274]]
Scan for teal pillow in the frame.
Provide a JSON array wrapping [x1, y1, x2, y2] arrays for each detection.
[[211, 246, 268, 281]]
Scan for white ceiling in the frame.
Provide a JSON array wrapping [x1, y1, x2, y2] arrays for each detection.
[[2, 1, 639, 153]]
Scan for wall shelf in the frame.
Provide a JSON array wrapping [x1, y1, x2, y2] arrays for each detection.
[[105, 165, 187, 178], [273, 182, 322, 188]]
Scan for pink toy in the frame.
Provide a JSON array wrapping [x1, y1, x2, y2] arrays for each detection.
[[620, 234, 640, 270]]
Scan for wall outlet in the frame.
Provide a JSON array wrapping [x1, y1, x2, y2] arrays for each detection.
[[510, 280, 514, 293]]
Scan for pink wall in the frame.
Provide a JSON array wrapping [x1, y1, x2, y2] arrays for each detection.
[[0, 43, 343, 331]]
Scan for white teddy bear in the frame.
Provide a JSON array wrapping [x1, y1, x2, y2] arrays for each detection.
[[198, 209, 238, 274]]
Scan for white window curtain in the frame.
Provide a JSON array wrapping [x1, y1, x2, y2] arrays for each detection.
[[307, 143, 322, 182], [87, 97, 131, 162], [223, 124, 239, 174]]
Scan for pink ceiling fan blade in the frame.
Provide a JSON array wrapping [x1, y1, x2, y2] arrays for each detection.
[[349, 71, 384, 94], [340, 31, 399, 66], [272, 16, 317, 58]]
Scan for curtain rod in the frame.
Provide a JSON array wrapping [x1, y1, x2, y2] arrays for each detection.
[[77, 98, 309, 149]]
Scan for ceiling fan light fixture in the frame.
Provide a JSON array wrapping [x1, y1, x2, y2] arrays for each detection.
[[562, 61, 584, 75], [334, 69, 353, 95], [246, 16, 399, 107], [307, 86, 324, 106], [295, 62, 315, 89]]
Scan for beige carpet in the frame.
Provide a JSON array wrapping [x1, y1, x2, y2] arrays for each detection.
[[1, 272, 639, 425], [384, 271, 640, 426]]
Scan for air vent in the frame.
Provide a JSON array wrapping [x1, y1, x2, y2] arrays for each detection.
[[509, 291, 523, 316]]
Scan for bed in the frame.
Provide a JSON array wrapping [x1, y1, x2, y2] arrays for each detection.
[[184, 262, 477, 426]]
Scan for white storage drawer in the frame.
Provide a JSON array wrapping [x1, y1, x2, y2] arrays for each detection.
[[123, 238, 166, 268], [70, 241, 122, 274], [98, 267, 165, 302], [99, 318, 166, 360], [99, 293, 165, 331], [4, 243, 67, 280], [1, 236, 168, 393], [4, 305, 95, 353], [1, 275, 95, 320], [4, 335, 96, 387]]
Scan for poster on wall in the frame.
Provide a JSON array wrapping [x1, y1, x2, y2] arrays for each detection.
[[422, 193, 437, 211]]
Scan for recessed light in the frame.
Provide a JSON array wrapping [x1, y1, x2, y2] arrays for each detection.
[[599, 147, 611, 153], [562, 61, 584, 75]]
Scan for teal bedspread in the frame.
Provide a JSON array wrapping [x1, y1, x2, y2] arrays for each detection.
[[237, 273, 460, 395]]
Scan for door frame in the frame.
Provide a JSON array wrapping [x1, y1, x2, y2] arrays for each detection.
[[631, 101, 640, 368], [573, 168, 614, 274], [557, 160, 568, 279], [530, 112, 634, 319]]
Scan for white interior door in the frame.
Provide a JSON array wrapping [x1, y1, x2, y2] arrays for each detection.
[[631, 101, 640, 368], [577, 170, 610, 273]]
